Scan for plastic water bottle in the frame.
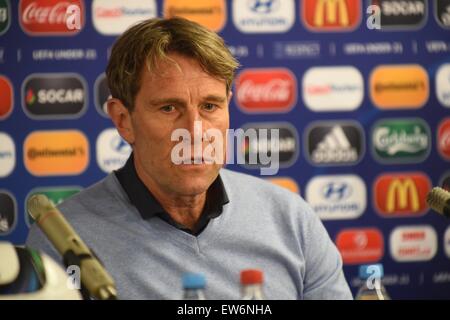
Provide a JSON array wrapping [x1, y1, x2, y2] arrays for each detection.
[[182, 272, 206, 300], [355, 264, 390, 300], [240, 269, 265, 300]]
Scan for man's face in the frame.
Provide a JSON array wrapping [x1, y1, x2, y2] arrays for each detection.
[[121, 53, 230, 197]]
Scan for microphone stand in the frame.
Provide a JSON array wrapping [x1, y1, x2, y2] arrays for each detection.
[[62, 249, 117, 300]]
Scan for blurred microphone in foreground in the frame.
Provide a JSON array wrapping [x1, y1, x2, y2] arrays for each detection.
[[0, 241, 82, 300], [27, 194, 117, 300], [427, 187, 450, 219]]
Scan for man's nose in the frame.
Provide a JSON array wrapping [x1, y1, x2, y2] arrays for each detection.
[[185, 108, 203, 141]]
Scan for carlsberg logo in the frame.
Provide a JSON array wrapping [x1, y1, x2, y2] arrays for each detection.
[[372, 119, 430, 163], [374, 126, 427, 154]]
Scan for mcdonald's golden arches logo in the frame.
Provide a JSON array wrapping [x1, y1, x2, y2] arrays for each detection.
[[373, 172, 431, 217], [302, 0, 361, 31]]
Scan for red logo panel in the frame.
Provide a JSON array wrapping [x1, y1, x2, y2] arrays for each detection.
[[336, 228, 384, 265], [302, 0, 361, 31], [438, 118, 450, 160], [0, 75, 13, 119], [374, 172, 431, 217], [19, 0, 84, 35], [235, 68, 297, 113]]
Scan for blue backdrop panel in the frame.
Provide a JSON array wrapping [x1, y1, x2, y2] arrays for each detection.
[[0, 0, 450, 299]]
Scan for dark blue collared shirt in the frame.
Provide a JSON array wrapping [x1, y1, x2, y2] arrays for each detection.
[[114, 153, 229, 236]]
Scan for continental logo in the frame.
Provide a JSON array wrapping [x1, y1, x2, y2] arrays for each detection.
[[302, 0, 361, 31], [373, 172, 431, 217], [374, 0, 427, 30], [371, 118, 431, 164], [0, 0, 11, 35], [24, 130, 89, 176], [266, 177, 299, 194], [22, 73, 87, 119], [25, 186, 81, 226], [163, 0, 226, 32], [0, 74, 13, 119], [370, 64, 429, 109]]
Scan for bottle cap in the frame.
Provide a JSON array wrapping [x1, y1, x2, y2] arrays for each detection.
[[240, 269, 263, 285], [359, 264, 384, 280], [182, 273, 206, 289]]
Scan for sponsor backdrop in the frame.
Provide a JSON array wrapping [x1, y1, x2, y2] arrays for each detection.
[[0, 0, 449, 299]]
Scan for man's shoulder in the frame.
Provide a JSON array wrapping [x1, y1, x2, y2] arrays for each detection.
[[25, 173, 126, 262], [220, 168, 296, 195], [219, 169, 320, 240], [219, 168, 307, 208], [58, 173, 126, 219]]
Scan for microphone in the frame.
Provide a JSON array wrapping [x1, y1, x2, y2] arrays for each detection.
[[442, 176, 450, 192], [27, 194, 117, 300], [426, 187, 450, 218]]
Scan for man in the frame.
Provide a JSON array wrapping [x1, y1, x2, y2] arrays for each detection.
[[26, 18, 352, 300]]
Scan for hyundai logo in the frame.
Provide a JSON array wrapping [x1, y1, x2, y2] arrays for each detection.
[[248, 0, 279, 14], [322, 182, 352, 201], [110, 136, 131, 155]]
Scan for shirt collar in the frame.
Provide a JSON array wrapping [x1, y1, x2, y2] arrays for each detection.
[[114, 153, 229, 233]]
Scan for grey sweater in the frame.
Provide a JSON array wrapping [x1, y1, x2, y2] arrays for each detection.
[[26, 169, 353, 300]]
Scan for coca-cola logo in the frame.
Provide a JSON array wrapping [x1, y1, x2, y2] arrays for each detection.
[[235, 68, 297, 113], [438, 118, 450, 160], [19, 0, 84, 35]]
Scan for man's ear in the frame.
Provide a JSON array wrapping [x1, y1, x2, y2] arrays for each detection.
[[107, 98, 135, 145], [227, 90, 233, 103]]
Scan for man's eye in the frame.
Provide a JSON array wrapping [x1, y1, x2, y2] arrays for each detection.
[[203, 103, 217, 111], [161, 105, 175, 113]]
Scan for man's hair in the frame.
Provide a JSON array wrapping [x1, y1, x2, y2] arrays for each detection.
[[106, 17, 240, 111]]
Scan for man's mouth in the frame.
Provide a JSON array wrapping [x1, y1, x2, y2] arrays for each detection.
[[176, 156, 216, 164]]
